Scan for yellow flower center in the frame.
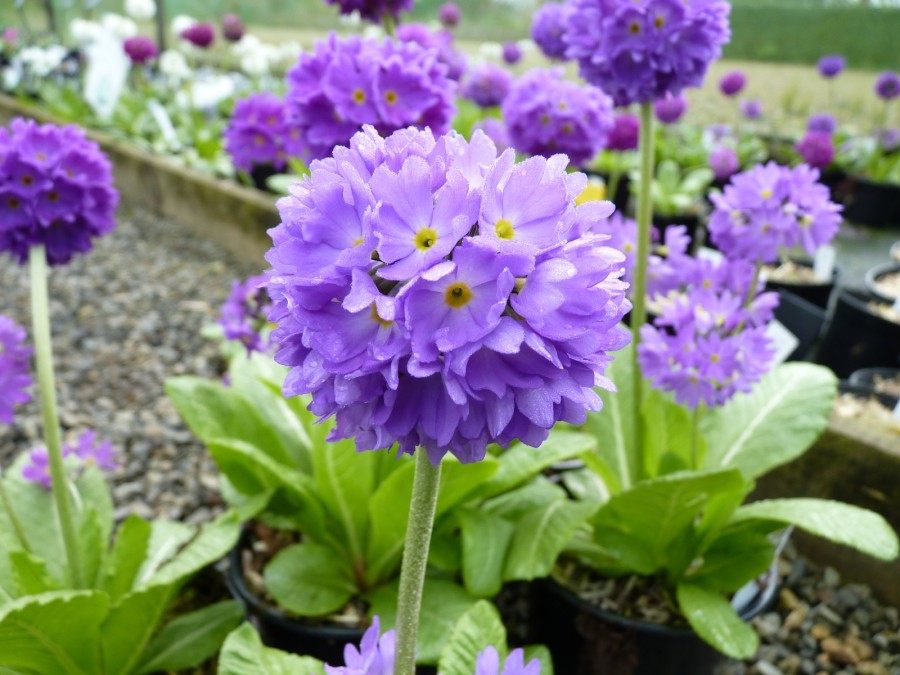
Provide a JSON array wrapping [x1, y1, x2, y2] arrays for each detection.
[[654, 14, 665, 28], [35, 151, 47, 161], [576, 183, 607, 205], [623, 242, 634, 252], [353, 236, 365, 247], [494, 218, 515, 240], [7, 197, 20, 209], [761, 189, 772, 199], [558, 101, 568, 110], [710, 353, 720, 363], [22, 175, 33, 186], [445, 282, 473, 308], [629, 21, 641, 34], [254, 134, 266, 146], [266, 115, 279, 126], [561, 122, 573, 135], [540, 114, 551, 126], [47, 191, 59, 203], [414, 227, 438, 251], [384, 90, 398, 105], [370, 304, 393, 328], [353, 88, 366, 104]]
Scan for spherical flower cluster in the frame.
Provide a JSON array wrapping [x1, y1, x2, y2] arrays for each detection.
[[818, 54, 845, 78], [0, 118, 118, 266], [181, 22, 215, 49], [225, 93, 297, 172], [325, 0, 413, 24], [285, 33, 457, 161], [502, 42, 523, 65], [796, 131, 834, 170], [219, 274, 272, 354], [708, 162, 842, 264], [396, 23, 467, 81], [23, 429, 118, 490], [461, 64, 513, 109], [709, 145, 739, 181], [264, 125, 631, 464], [653, 92, 688, 124], [719, 70, 746, 97], [123, 36, 159, 64], [222, 14, 246, 42], [606, 113, 640, 151], [503, 68, 614, 166], [565, 0, 731, 106], [0, 314, 32, 425], [807, 113, 836, 135], [438, 2, 461, 28], [531, 2, 572, 61], [740, 98, 762, 120], [875, 71, 900, 101]]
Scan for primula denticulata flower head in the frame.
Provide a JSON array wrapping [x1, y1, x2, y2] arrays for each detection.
[[875, 71, 900, 101], [531, 2, 573, 61], [502, 68, 614, 166], [606, 112, 640, 151], [101, 13, 138, 40], [225, 93, 298, 172], [438, 2, 461, 28], [565, 0, 731, 106], [740, 98, 762, 120], [709, 145, 739, 181], [218, 274, 273, 354], [222, 14, 246, 43], [0, 118, 118, 266], [396, 23, 467, 81], [0, 314, 32, 425], [158, 49, 191, 80], [807, 113, 837, 136], [325, 0, 414, 24], [123, 36, 159, 64], [818, 54, 845, 78], [653, 92, 688, 124], [461, 63, 513, 109], [796, 131, 835, 170], [181, 22, 216, 49], [718, 70, 746, 97], [502, 41, 523, 65], [264, 125, 632, 464]]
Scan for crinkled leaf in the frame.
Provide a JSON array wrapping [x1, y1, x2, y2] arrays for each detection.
[[438, 600, 507, 675], [218, 623, 326, 675], [264, 542, 357, 617], [677, 583, 758, 659], [686, 527, 775, 592], [9, 551, 60, 596], [101, 586, 173, 675]]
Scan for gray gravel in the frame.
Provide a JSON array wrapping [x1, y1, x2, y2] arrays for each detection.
[[0, 205, 261, 523]]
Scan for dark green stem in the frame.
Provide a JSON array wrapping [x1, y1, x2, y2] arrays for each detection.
[[691, 404, 705, 470]]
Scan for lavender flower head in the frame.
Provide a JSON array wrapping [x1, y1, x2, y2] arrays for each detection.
[[502, 68, 614, 166], [23, 429, 118, 489], [462, 64, 513, 109], [222, 14, 246, 42], [325, 617, 394, 675], [709, 145, 739, 181], [396, 23, 467, 81], [740, 98, 762, 120], [325, 0, 413, 24], [875, 71, 900, 101], [475, 646, 541, 675], [225, 93, 296, 172], [531, 2, 573, 61], [264, 124, 631, 464], [123, 36, 159, 64], [653, 92, 688, 125], [719, 70, 746, 97], [807, 113, 836, 136], [606, 113, 640, 151], [818, 54, 845, 79], [708, 162, 842, 264], [472, 118, 510, 152], [796, 131, 834, 170], [878, 128, 900, 152], [180, 22, 215, 48], [285, 33, 457, 161], [565, 0, 731, 106], [502, 41, 523, 66], [438, 2, 461, 28], [219, 274, 272, 354], [0, 118, 118, 265], [0, 314, 32, 424]]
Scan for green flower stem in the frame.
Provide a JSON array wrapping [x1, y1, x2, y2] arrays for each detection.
[[393, 450, 442, 675], [382, 13, 396, 37], [29, 244, 83, 588], [631, 101, 655, 479], [691, 404, 705, 470], [0, 476, 31, 554]]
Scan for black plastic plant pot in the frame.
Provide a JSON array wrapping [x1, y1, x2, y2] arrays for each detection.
[[249, 163, 280, 192], [533, 566, 778, 675], [846, 369, 900, 408], [816, 289, 900, 378], [864, 261, 900, 305], [764, 259, 839, 311], [891, 240, 900, 263], [843, 177, 900, 229], [772, 289, 827, 362], [819, 169, 851, 203]]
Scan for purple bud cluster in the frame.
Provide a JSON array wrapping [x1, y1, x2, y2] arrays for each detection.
[[396, 23, 467, 81], [325, 0, 413, 24], [531, 2, 573, 61], [219, 274, 272, 354], [225, 93, 297, 172], [461, 64, 513, 109]]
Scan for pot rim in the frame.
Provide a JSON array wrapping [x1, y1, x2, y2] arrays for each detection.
[[763, 256, 840, 287], [864, 261, 900, 304], [837, 287, 900, 324]]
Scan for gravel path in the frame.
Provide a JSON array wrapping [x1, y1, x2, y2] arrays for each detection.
[[0, 205, 262, 524]]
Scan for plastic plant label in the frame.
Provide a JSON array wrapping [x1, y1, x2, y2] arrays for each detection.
[[893, 398, 900, 420], [893, 297, 900, 314], [147, 99, 180, 148], [697, 247, 724, 264], [813, 245, 836, 281], [84, 31, 129, 120], [765, 320, 799, 364]]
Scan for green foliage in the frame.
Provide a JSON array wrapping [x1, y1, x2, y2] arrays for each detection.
[[219, 623, 326, 675], [630, 159, 713, 217]]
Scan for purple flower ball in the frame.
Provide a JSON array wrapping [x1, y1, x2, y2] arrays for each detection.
[[462, 64, 513, 109], [396, 23, 467, 81], [818, 54, 845, 79], [502, 41, 523, 66], [719, 70, 746, 97], [123, 36, 158, 64], [875, 71, 900, 101], [180, 21, 215, 48], [709, 145, 739, 181], [219, 274, 272, 354], [807, 113, 836, 136], [566, 0, 731, 106], [606, 113, 640, 151], [502, 68, 615, 166], [878, 128, 900, 152], [263, 124, 631, 464], [740, 98, 762, 120], [325, 0, 413, 24], [222, 13, 245, 42], [653, 92, 688, 124], [0, 314, 32, 425], [472, 117, 510, 152], [0, 118, 118, 265], [438, 2, 461, 28], [225, 93, 296, 172], [531, 2, 572, 61], [285, 33, 457, 161], [796, 131, 835, 170]]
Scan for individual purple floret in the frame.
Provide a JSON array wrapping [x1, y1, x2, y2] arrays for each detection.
[[326, 617, 394, 675], [475, 646, 541, 675], [264, 125, 631, 464], [606, 113, 640, 151], [219, 274, 271, 354], [180, 22, 215, 48], [740, 98, 762, 120], [875, 71, 900, 101], [0, 314, 32, 425], [325, 0, 413, 24], [502, 42, 522, 66], [285, 33, 457, 161], [719, 70, 746, 97], [818, 54, 845, 78], [796, 131, 834, 170], [502, 68, 614, 166], [807, 113, 836, 135], [472, 118, 510, 152], [565, 0, 731, 106], [225, 93, 294, 172], [461, 64, 513, 109], [653, 92, 688, 124], [23, 429, 119, 489], [591, 211, 638, 284], [709, 145, 739, 181], [123, 36, 159, 64], [438, 2, 461, 28], [222, 13, 245, 42], [22, 448, 52, 490], [396, 23, 467, 81], [531, 2, 572, 61], [0, 117, 118, 266]]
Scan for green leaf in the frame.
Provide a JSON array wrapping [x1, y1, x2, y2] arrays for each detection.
[[702, 363, 837, 479], [438, 600, 507, 675], [642, 388, 703, 478], [99, 516, 152, 601], [136, 600, 243, 674], [730, 499, 899, 561], [686, 527, 775, 592], [677, 583, 758, 659], [9, 551, 60, 596], [101, 586, 174, 675], [483, 480, 566, 521], [458, 509, 515, 597], [76, 507, 106, 589], [0, 591, 109, 674], [133, 520, 193, 588], [264, 543, 357, 616], [521, 645, 554, 675], [218, 623, 326, 675]]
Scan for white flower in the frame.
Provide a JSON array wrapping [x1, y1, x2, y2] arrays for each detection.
[[171, 14, 197, 37], [19, 45, 66, 77], [478, 42, 503, 60], [69, 18, 103, 44], [178, 74, 235, 110], [101, 13, 138, 40], [338, 10, 362, 26], [231, 33, 261, 58], [240, 51, 270, 78], [362, 25, 384, 40], [124, 0, 156, 21], [158, 49, 191, 80], [276, 41, 302, 66]]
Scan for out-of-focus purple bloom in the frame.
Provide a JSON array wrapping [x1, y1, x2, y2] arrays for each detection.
[[591, 211, 637, 283], [180, 22, 215, 48], [222, 14, 245, 42], [472, 118, 510, 152], [705, 124, 732, 142], [0, 314, 32, 425], [0, 117, 118, 266], [22, 429, 118, 489], [123, 36, 159, 64], [875, 71, 900, 101], [225, 93, 295, 172], [796, 131, 834, 170], [653, 92, 688, 125], [462, 64, 513, 108], [22, 448, 52, 489], [740, 98, 762, 120], [719, 70, 746, 97], [878, 128, 900, 152], [438, 2, 461, 28], [325, 0, 413, 24], [708, 162, 842, 263], [219, 274, 271, 354], [263, 125, 631, 464], [807, 113, 836, 136], [818, 54, 845, 79], [3, 28, 20, 45], [285, 33, 457, 161], [396, 23, 467, 81], [325, 617, 395, 674], [475, 646, 541, 675], [502, 68, 614, 166], [565, 0, 731, 106], [709, 145, 739, 181], [531, 2, 572, 61], [502, 41, 522, 65], [606, 113, 640, 151]]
